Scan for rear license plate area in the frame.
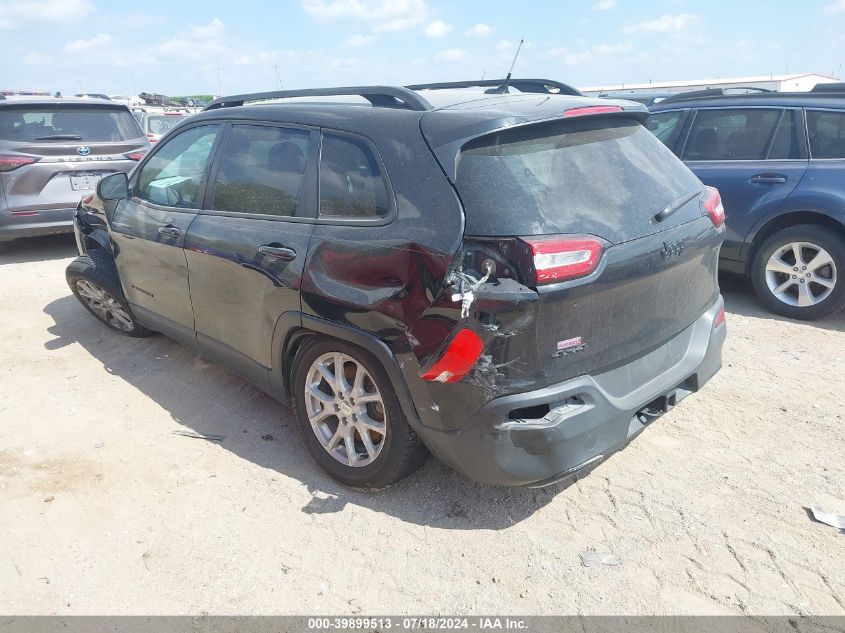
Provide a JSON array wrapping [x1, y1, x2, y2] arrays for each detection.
[[70, 173, 104, 191]]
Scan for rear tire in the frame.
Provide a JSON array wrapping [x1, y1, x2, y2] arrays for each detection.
[[66, 249, 155, 337], [292, 337, 428, 489], [750, 224, 845, 320]]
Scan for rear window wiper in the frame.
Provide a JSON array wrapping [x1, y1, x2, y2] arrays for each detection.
[[654, 190, 702, 223], [34, 134, 83, 141]]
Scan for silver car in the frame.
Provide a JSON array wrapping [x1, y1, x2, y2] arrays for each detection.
[[131, 109, 190, 144], [0, 97, 150, 241]]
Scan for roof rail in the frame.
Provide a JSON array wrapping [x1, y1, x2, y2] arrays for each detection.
[[205, 86, 433, 111], [659, 86, 773, 105], [406, 78, 581, 96], [811, 82, 845, 93]]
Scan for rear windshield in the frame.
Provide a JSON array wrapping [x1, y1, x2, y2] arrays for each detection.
[[455, 117, 701, 236], [0, 106, 142, 142], [147, 115, 184, 135]]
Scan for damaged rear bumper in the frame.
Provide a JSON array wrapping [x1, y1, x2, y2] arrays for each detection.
[[417, 296, 726, 487]]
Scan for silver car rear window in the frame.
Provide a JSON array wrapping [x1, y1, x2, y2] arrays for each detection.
[[0, 106, 141, 142]]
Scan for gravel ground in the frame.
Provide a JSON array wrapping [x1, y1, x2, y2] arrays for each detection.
[[0, 235, 843, 616]]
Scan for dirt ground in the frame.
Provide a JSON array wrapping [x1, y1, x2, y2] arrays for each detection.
[[0, 235, 843, 616]]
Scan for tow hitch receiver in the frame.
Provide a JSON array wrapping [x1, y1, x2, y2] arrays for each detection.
[[632, 390, 679, 431], [648, 391, 678, 415]]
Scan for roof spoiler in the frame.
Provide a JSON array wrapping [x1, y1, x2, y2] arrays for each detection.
[[406, 79, 581, 96], [205, 86, 433, 112]]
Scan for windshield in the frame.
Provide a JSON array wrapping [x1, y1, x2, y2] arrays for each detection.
[[0, 106, 142, 142], [147, 115, 184, 135], [455, 116, 701, 238]]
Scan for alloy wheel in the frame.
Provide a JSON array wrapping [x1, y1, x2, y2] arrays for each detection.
[[75, 280, 135, 331], [304, 352, 387, 467], [765, 241, 837, 308]]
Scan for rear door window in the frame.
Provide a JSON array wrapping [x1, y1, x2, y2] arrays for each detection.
[[807, 110, 845, 159], [0, 106, 141, 142], [682, 108, 781, 161], [647, 110, 687, 150], [135, 124, 220, 208], [319, 132, 390, 219], [210, 124, 310, 217], [767, 110, 803, 160]]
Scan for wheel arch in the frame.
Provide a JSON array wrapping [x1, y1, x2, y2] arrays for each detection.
[[743, 210, 845, 274], [269, 313, 423, 429]]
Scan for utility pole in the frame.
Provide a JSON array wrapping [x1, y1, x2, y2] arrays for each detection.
[[272, 64, 283, 90], [77, 79, 82, 94], [215, 67, 223, 97]]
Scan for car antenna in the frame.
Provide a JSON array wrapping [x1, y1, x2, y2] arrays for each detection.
[[486, 39, 523, 94]]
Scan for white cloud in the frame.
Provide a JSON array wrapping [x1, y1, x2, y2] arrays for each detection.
[[157, 36, 231, 62], [495, 39, 516, 52], [624, 13, 697, 33], [592, 0, 616, 9], [300, 0, 428, 32], [190, 17, 224, 39], [0, 0, 94, 29], [344, 33, 376, 46], [152, 17, 230, 63], [23, 52, 54, 65], [435, 48, 468, 61], [64, 33, 113, 54], [824, 0, 845, 13], [424, 20, 452, 38], [465, 23, 492, 38], [544, 41, 632, 66]]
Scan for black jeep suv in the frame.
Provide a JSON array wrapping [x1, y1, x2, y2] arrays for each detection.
[[68, 81, 726, 489]]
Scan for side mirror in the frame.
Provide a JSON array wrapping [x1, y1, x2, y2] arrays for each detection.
[[97, 172, 129, 201], [646, 118, 660, 132]]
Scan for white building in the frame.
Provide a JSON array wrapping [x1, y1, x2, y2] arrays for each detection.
[[580, 73, 840, 97]]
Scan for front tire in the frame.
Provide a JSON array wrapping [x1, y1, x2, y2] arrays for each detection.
[[292, 338, 427, 489], [66, 250, 155, 337], [750, 224, 845, 320]]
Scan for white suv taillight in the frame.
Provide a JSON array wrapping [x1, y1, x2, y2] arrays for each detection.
[[703, 186, 725, 228], [520, 236, 604, 285]]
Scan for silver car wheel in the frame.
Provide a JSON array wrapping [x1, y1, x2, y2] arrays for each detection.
[[304, 352, 387, 467], [76, 280, 135, 332], [765, 241, 837, 308]]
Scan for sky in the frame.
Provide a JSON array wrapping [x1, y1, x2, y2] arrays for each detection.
[[1, 0, 844, 97]]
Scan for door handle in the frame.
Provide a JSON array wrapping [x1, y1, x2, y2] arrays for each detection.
[[258, 244, 297, 261], [750, 174, 787, 185], [157, 225, 182, 238]]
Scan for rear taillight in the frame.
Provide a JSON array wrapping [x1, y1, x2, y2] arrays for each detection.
[[420, 329, 484, 383], [520, 236, 603, 285], [563, 105, 623, 118], [124, 150, 147, 161], [714, 306, 726, 329], [703, 186, 725, 228], [0, 154, 40, 172]]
